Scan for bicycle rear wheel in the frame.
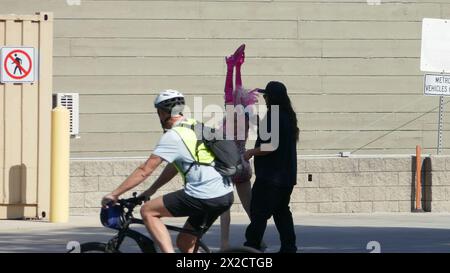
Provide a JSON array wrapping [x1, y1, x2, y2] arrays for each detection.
[[74, 242, 120, 253]]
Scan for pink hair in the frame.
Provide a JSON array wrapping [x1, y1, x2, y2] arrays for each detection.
[[232, 87, 259, 107]]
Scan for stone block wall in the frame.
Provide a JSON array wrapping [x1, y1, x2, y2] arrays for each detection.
[[70, 156, 450, 215], [294, 157, 414, 213]]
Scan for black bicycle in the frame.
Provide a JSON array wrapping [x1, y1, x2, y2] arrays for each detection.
[[68, 193, 261, 253]]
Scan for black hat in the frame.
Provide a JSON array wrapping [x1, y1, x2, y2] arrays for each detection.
[[258, 81, 287, 96]]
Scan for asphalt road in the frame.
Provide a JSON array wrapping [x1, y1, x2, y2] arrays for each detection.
[[1, 213, 450, 253]]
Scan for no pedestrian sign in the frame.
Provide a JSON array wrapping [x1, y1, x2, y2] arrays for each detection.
[[0, 47, 35, 83], [424, 74, 450, 96]]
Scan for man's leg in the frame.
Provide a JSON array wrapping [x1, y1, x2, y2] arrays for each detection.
[[176, 221, 200, 253], [221, 180, 240, 250], [237, 180, 268, 250], [236, 180, 252, 217], [273, 186, 297, 253], [140, 196, 174, 253], [220, 209, 231, 250], [180, 193, 234, 253], [244, 181, 274, 250]]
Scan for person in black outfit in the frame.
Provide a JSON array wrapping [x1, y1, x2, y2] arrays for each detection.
[[243, 81, 299, 253]]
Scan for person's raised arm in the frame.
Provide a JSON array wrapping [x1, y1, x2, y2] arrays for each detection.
[[101, 154, 163, 207]]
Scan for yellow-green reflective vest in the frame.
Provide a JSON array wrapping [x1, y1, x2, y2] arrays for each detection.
[[172, 118, 215, 182]]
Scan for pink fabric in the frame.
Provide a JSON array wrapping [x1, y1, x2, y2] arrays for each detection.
[[224, 57, 235, 104]]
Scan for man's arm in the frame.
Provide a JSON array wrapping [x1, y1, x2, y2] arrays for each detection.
[[140, 163, 178, 198], [102, 154, 163, 206], [243, 146, 274, 161]]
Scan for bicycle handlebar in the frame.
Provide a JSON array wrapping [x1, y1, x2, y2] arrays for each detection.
[[117, 192, 149, 211]]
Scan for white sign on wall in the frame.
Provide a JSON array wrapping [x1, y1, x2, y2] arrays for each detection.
[[0, 47, 36, 83], [420, 18, 450, 155], [421, 18, 450, 73], [424, 74, 450, 96]]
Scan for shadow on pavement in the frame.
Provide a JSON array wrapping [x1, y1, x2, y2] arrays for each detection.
[[1, 224, 450, 253]]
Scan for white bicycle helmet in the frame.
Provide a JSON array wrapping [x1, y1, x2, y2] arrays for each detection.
[[154, 89, 185, 116]]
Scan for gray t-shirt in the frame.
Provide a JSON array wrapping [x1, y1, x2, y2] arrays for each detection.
[[153, 129, 233, 199]]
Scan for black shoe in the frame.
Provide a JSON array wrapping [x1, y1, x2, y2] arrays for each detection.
[[278, 247, 297, 253], [243, 242, 263, 252]]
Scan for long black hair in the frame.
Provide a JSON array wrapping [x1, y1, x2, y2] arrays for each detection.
[[265, 82, 300, 142]]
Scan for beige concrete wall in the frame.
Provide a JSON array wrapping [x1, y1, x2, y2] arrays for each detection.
[[70, 156, 450, 215], [2, 1, 450, 156]]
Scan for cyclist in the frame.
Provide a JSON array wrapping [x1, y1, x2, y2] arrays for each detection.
[[101, 90, 234, 253]]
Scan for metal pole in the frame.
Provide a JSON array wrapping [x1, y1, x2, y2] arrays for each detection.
[[50, 106, 70, 223], [437, 96, 445, 154], [414, 145, 423, 212]]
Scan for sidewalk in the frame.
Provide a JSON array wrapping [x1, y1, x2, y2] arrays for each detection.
[[1, 213, 450, 253]]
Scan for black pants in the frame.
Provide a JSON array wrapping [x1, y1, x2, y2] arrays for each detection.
[[244, 179, 297, 253]]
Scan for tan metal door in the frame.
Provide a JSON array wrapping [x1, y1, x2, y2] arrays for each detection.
[[0, 12, 52, 219]]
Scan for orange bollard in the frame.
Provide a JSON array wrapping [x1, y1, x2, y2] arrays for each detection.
[[414, 145, 423, 212]]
